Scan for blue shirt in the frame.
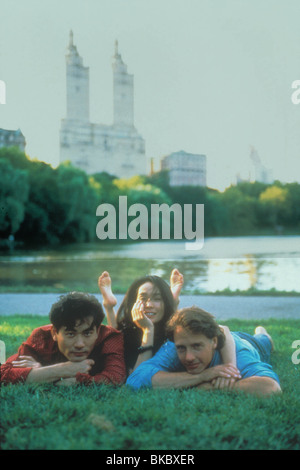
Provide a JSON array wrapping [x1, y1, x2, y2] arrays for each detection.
[[126, 332, 280, 390]]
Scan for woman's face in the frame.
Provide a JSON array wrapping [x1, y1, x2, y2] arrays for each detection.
[[136, 282, 165, 324]]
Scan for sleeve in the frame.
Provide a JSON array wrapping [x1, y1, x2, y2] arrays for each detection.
[[126, 341, 181, 390], [0, 353, 33, 384], [76, 331, 126, 386], [236, 345, 280, 385], [0, 329, 45, 385]]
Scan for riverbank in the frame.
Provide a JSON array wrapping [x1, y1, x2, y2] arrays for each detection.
[[0, 293, 299, 319]]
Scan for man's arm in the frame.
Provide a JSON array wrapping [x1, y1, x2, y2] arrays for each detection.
[[126, 341, 240, 390], [152, 364, 241, 389], [198, 376, 281, 396], [1, 353, 94, 385], [232, 376, 281, 395], [26, 360, 94, 384]]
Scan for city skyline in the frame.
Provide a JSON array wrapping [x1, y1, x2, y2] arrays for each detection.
[[0, 0, 299, 190]]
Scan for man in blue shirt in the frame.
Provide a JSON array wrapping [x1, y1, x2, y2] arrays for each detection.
[[126, 306, 281, 396]]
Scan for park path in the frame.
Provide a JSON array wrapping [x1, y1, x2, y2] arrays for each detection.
[[0, 293, 299, 320]]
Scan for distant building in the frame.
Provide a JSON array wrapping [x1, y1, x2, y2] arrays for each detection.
[[59, 32, 146, 178], [161, 150, 207, 187], [0, 128, 26, 152], [250, 146, 273, 184]]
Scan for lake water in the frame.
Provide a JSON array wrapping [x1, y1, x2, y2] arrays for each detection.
[[0, 236, 300, 293]]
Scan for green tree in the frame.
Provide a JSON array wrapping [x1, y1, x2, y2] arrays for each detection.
[[56, 162, 100, 242], [0, 159, 29, 236], [259, 185, 291, 227], [221, 186, 257, 234]]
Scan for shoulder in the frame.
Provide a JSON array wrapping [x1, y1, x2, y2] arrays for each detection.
[[150, 340, 181, 369], [96, 325, 124, 350], [98, 325, 123, 339], [26, 324, 53, 347]]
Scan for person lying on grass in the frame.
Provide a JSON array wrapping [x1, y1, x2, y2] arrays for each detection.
[[126, 306, 281, 396], [0, 292, 126, 386], [98, 270, 240, 379]]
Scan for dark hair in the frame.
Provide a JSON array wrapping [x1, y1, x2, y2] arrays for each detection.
[[166, 306, 225, 350], [116, 275, 176, 369], [49, 292, 105, 332]]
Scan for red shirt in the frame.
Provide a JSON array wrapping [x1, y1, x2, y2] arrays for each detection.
[[0, 324, 126, 385]]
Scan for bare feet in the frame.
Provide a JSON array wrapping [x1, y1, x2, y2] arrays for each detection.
[[170, 268, 184, 305], [98, 271, 117, 307], [255, 326, 275, 351]]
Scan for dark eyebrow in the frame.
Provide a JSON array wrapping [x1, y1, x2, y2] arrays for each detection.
[[64, 324, 95, 333], [64, 326, 76, 332], [83, 326, 95, 333]]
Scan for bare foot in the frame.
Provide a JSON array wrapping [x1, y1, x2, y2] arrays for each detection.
[[98, 271, 117, 307], [255, 326, 275, 351], [170, 268, 184, 304]]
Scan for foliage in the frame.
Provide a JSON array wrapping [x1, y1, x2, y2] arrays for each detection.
[[0, 147, 300, 247], [0, 154, 29, 236], [0, 316, 299, 450]]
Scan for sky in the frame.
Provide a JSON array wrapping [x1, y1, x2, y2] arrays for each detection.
[[0, 0, 299, 190]]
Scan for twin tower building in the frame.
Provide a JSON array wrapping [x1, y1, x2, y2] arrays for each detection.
[[59, 31, 146, 178]]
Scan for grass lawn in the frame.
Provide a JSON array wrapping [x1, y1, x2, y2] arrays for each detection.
[[0, 315, 300, 450]]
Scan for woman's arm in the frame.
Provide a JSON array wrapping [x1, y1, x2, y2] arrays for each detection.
[[131, 300, 155, 371], [213, 325, 241, 389], [219, 325, 237, 367]]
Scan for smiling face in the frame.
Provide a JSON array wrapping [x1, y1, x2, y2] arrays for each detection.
[[51, 316, 99, 362], [136, 282, 165, 324], [174, 326, 217, 374]]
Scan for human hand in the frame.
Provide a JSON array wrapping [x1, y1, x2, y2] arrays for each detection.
[[12, 356, 42, 369], [62, 359, 95, 377], [211, 376, 238, 390], [55, 377, 77, 387], [131, 300, 155, 332], [201, 363, 241, 383]]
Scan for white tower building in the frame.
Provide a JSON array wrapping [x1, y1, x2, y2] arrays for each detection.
[[66, 30, 89, 122], [59, 32, 146, 178], [113, 40, 134, 129]]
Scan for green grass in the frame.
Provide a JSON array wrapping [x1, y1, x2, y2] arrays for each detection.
[[1, 315, 300, 450]]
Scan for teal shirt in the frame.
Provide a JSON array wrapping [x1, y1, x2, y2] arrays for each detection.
[[126, 332, 280, 389]]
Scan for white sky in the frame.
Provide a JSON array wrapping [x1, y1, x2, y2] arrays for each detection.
[[0, 0, 299, 190]]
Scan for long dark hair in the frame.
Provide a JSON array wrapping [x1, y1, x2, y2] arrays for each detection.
[[116, 275, 176, 370]]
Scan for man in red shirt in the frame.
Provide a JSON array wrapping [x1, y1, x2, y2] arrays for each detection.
[[0, 292, 126, 386]]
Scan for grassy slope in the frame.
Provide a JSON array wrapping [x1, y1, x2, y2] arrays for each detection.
[[0, 316, 300, 450]]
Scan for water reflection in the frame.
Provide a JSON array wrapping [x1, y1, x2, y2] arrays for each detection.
[[0, 237, 300, 293]]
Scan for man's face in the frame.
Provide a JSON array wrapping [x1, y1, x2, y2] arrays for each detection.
[[51, 316, 99, 362], [174, 326, 217, 374]]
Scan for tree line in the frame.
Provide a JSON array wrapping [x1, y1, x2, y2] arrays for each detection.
[[0, 147, 299, 247]]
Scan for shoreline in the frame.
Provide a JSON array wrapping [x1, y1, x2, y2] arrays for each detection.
[[0, 293, 299, 319]]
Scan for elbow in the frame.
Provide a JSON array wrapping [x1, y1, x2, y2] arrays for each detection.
[[265, 379, 282, 395]]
